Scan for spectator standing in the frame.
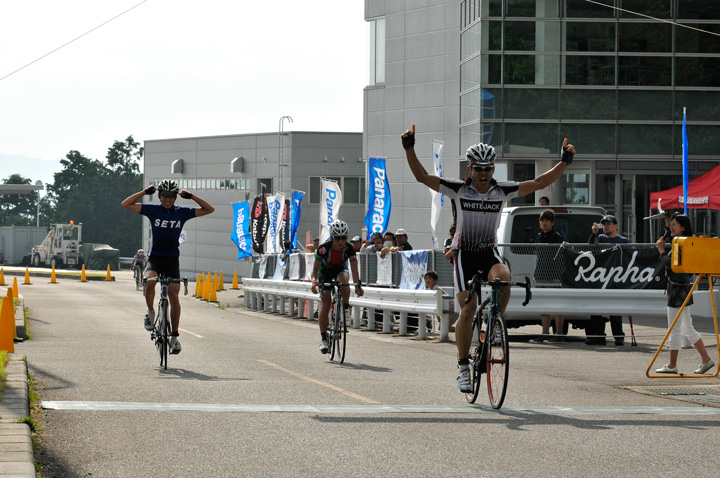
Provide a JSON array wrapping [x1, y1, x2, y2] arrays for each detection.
[[361, 232, 384, 254], [350, 236, 363, 253], [383, 231, 396, 249], [655, 214, 715, 374], [586, 215, 629, 345], [530, 209, 565, 343], [539, 196, 550, 206], [392, 228, 413, 251], [425, 270, 455, 332]]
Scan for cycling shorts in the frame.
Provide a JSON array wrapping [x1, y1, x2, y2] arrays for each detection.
[[147, 255, 180, 280], [453, 247, 508, 293], [318, 266, 349, 294]]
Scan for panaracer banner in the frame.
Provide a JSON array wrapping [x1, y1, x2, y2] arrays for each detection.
[[365, 157, 391, 235], [399, 250, 429, 290], [320, 179, 342, 241], [250, 192, 269, 254], [289, 191, 304, 248], [561, 245, 666, 290], [230, 201, 252, 259], [265, 192, 285, 254]]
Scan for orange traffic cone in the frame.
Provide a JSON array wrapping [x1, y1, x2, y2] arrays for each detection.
[[6, 287, 13, 300], [209, 280, 218, 303], [12, 277, 18, 298], [219, 271, 225, 291], [24, 267, 31, 285], [0, 268, 6, 286], [106, 265, 112, 281], [202, 274, 211, 301], [193, 273, 201, 297], [231, 271, 239, 290], [50, 266, 58, 284], [0, 295, 15, 353], [80, 265, 87, 282]]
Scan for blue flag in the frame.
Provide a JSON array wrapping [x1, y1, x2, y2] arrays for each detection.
[[365, 157, 391, 235], [231, 201, 253, 259], [682, 108, 689, 215], [289, 191, 304, 249]]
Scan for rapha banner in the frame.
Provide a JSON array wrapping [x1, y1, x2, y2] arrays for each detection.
[[289, 191, 304, 248], [430, 141, 444, 249], [399, 250, 428, 290], [365, 157, 391, 235], [230, 201, 252, 259], [250, 192, 269, 254], [320, 179, 342, 241], [561, 245, 666, 290]]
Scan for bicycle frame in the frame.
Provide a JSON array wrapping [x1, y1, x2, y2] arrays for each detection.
[[146, 275, 188, 370]]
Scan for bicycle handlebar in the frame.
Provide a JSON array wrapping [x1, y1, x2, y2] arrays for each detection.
[[320, 281, 363, 287], [145, 276, 189, 296], [464, 275, 532, 307]]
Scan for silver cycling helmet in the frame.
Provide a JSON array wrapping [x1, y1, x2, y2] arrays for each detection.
[[466, 143, 496, 166], [329, 220, 349, 238]]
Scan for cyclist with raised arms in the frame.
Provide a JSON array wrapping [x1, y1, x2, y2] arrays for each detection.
[[401, 125, 575, 393], [121, 180, 214, 354], [310, 220, 364, 354]]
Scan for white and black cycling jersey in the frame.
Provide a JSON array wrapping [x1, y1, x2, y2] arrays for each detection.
[[439, 177, 519, 251]]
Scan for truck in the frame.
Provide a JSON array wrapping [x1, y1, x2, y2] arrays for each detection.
[[30, 222, 83, 269]]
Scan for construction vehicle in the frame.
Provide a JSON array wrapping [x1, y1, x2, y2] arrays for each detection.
[[30, 222, 83, 268]]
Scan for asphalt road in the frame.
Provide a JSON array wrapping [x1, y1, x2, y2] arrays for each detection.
[[16, 271, 720, 477]]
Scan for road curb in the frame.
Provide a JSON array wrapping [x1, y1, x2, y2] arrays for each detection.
[[0, 353, 35, 477]]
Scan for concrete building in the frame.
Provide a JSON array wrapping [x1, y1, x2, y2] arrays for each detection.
[[365, 0, 720, 242], [143, 131, 363, 277]]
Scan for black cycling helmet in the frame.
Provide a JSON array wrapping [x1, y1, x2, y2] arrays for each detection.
[[466, 143, 496, 166], [157, 180, 179, 193]]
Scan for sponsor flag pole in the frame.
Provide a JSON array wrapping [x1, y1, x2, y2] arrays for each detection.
[[682, 107, 689, 215]]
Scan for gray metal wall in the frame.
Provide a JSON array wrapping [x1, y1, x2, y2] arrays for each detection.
[[143, 132, 362, 278], [0, 226, 47, 264]]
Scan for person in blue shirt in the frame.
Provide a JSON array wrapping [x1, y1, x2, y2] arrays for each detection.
[[586, 214, 629, 346], [122, 180, 214, 354]]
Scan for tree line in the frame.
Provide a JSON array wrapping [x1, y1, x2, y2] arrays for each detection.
[[0, 136, 143, 258]]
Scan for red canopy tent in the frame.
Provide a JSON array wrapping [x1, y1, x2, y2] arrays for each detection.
[[650, 165, 720, 211]]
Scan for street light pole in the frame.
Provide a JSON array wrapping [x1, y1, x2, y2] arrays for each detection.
[[278, 115, 293, 192], [34, 180, 43, 227]]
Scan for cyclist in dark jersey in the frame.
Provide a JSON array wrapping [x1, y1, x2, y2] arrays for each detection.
[[402, 125, 575, 393], [122, 180, 214, 354], [310, 220, 364, 354]]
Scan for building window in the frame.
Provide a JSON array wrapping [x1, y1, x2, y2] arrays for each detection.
[[368, 17, 385, 85]]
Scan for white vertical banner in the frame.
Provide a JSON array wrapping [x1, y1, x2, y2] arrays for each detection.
[[304, 252, 315, 280], [288, 253, 301, 280], [319, 179, 343, 242], [273, 191, 286, 254], [430, 140, 444, 249], [265, 194, 278, 253], [376, 253, 393, 286]]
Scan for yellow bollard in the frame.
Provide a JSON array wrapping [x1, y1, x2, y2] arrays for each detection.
[[231, 270, 239, 290], [0, 295, 15, 353], [80, 265, 87, 282], [106, 265, 112, 281], [50, 266, 58, 284], [209, 280, 218, 303], [24, 267, 31, 285], [219, 271, 225, 291], [0, 268, 6, 286], [202, 273, 211, 301], [12, 277, 18, 298]]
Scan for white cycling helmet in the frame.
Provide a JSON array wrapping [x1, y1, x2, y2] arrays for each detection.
[[329, 220, 349, 238], [466, 143, 496, 166], [137, 249, 145, 255]]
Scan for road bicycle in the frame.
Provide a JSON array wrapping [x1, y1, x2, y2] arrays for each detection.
[[146, 274, 188, 370], [133, 264, 144, 291], [464, 273, 532, 409], [322, 280, 361, 363]]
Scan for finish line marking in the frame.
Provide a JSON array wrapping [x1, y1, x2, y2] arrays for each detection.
[[40, 401, 720, 415]]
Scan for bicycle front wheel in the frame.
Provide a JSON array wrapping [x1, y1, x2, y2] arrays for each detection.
[[157, 302, 169, 370], [486, 312, 509, 409], [336, 298, 347, 363], [329, 301, 337, 360]]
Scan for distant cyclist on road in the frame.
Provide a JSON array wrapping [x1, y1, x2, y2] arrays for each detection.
[[121, 180, 214, 354], [401, 125, 574, 393], [131, 249, 147, 275], [310, 220, 364, 354]]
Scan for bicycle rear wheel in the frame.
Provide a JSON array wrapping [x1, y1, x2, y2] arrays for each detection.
[[486, 312, 509, 409], [157, 302, 169, 370], [465, 316, 483, 404], [329, 301, 337, 360]]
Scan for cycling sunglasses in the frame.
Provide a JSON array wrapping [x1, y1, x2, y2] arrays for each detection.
[[472, 165, 494, 172], [160, 192, 177, 199], [333, 236, 348, 241]]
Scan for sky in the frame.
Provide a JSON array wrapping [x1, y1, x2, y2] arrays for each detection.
[[0, 0, 367, 175]]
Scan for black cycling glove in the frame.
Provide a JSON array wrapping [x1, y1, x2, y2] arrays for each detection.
[[180, 191, 193, 199], [402, 132, 415, 151], [144, 185, 156, 195], [561, 145, 574, 165]]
